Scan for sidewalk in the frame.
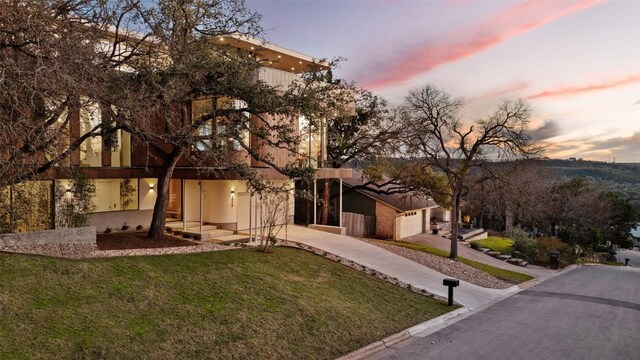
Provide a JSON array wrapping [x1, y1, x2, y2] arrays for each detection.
[[280, 226, 519, 309]]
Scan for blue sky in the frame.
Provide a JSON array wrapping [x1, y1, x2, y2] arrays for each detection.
[[248, 0, 640, 162]]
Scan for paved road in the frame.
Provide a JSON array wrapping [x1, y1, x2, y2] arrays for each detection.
[[281, 226, 516, 309], [375, 265, 640, 360], [403, 233, 553, 278], [618, 248, 640, 268]]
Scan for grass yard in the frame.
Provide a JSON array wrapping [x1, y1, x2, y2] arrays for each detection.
[[384, 241, 533, 284], [470, 236, 515, 255], [0, 247, 453, 360]]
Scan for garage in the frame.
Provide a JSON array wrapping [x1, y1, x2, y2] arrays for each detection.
[[400, 211, 423, 238]]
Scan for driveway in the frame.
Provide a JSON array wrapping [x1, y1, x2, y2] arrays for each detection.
[[280, 226, 517, 309], [618, 248, 640, 268], [374, 265, 640, 360], [403, 233, 553, 278]]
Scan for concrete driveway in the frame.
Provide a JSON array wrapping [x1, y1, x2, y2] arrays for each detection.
[[374, 265, 640, 360], [618, 248, 640, 268], [280, 226, 519, 309], [402, 233, 554, 278]]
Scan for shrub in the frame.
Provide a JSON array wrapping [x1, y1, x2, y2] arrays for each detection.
[[136, 225, 144, 230], [535, 237, 575, 266], [121, 223, 130, 231], [470, 242, 481, 250], [104, 227, 112, 234], [508, 227, 537, 261]]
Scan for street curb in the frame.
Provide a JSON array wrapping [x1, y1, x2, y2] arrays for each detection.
[[336, 308, 468, 360], [336, 265, 581, 360]]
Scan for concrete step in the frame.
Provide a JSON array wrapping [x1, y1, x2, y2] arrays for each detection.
[[479, 248, 492, 253], [181, 229, 234, 241], [498, 254, 513, 261], [487, 251, 502, 258], [466, 231, 489, 242], [185, 224, 218, 231], [206, 234, 250, 245]]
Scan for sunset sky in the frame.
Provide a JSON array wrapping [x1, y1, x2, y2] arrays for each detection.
[[248, 0, 640, 162]]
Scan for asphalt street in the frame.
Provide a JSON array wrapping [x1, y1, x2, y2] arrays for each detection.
[[375, 265, 640, 360]]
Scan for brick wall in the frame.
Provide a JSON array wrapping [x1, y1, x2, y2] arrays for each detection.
[[375, 201, 399, 240]]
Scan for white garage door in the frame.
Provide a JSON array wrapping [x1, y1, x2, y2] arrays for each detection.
[[400, 211, 422, 238]]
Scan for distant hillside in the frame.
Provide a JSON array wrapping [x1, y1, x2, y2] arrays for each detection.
[[534, 159, 640, 211]]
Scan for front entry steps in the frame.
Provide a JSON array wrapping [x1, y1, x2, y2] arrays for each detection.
[[204, 234, 250, 245]]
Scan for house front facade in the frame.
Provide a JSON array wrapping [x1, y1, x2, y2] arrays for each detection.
[[1, 36, 352, 242]]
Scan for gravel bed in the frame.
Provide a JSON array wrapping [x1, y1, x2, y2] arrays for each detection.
[[0, 242, 231, 259], [359, 238, 512, 289]]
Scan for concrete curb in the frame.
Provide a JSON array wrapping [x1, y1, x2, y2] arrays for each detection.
[[337, 264, 581, 360], [336, 308, 468, 360]]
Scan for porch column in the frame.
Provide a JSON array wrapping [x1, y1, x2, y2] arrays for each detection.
[[339, 178, 343, 228], [182, 180, 186, 231], [254, 192, 259, 243], [313, 178, 317, 225], [248, 192, 253, 242], [199, 181, 203, 233]]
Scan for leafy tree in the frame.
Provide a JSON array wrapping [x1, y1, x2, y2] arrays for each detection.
[[101, 0, 346, 240], [0, 0, 123, 188], [400, 85, 537, 259]]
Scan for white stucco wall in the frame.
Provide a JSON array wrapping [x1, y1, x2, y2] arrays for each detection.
[[139, 178, 157, 210]]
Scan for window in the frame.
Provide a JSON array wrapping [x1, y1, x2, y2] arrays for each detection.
[[91, 179, 138, 212], [192, 98, 214, 151], [192, 98, 250, 152], [79, 101, 102, 167]]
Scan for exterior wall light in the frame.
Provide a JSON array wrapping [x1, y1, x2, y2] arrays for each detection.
[[231, 189, 235, 207], [149, 184, 155, 192]]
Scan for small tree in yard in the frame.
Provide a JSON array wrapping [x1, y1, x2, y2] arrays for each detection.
[[400, 85, 537, 260], [252, 181, 292, 253]]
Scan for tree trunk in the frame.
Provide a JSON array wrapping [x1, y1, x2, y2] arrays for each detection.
[[147, 150, 183, 240], [449, 190, 462, 260], [321, 178, 330, 225]]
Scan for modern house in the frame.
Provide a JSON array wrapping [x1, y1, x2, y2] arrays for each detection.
[[1, 35, 352, 242]]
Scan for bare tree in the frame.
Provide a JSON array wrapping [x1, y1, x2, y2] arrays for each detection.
[[252, 181, 291, 252], [400, 85, 537, 260]]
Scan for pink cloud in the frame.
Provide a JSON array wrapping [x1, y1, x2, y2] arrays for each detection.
[[468, 81, 529, 102], [527, 74, 640, 99], [362, 0, 605, 90]]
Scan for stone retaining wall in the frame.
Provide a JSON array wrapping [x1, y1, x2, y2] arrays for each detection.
[[0, 226, 97, 247]]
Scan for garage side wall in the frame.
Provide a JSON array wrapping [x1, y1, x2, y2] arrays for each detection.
[[375, 202, 398, 240]]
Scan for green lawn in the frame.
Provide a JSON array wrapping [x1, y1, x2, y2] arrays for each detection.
[[470, 236, 515, 255], [0, 247, 453, 360], [382, 241, 533, 284]]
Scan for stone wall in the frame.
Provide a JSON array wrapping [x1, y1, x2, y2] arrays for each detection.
[[0, 226, 96, 247]]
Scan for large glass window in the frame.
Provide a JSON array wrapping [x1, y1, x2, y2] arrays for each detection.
[[0, 181, 53, 233], [79, 101, 102, 167], [92, 179, 138, 212], [298, 115, 323, 167], [167, 179, 182, 221], [110, 130, 132, 167], [192, 98, 250, 152]]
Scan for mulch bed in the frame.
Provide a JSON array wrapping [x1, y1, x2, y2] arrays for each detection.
[[97, 232, 199, 250]]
